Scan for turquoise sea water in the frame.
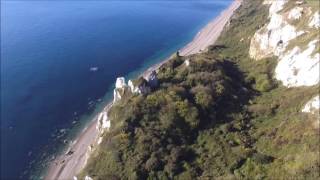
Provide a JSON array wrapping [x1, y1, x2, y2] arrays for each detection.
[[0, 0, 231, 179]]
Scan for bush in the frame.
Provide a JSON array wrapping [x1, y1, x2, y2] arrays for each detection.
[[255, 74, 273, 92], [192, 85, 213, 109]]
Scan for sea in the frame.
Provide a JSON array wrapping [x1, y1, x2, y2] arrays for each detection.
[[0, 0, 231, 179]]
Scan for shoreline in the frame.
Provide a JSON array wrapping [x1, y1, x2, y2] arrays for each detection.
[[45, 1, 242, 179]]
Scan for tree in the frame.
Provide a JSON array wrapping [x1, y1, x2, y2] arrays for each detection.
[[145, 154, 161, 171], [192, 85, 213, 109]]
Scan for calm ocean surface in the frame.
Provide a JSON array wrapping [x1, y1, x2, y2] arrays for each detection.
[[1, 0, 230, 179]]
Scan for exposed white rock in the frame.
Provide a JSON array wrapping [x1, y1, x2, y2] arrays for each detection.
[[185, 59, 190, 66], [302, 95, 320, 114], [250, 13, 304, 59], [115, 77, 126, 89], [97, 137, 103, 145], [309, 11, 320, 28], [96, 111, 110, 132], [288, 7, 303, 20], [264, 0, 288, 15], [113, 75, 154, 102], [85, 175, 93, 180], [128, 79, 151, 94], [128, 80, 140, 94], [73, 176, 78, 180], [113, 89, 123, 103], [275, 40, 319, 87], [113, 77, 127, 103], [296, 1, 304, 5]]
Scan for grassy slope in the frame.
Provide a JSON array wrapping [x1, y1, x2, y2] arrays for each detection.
[[80, 0, 319, 179]]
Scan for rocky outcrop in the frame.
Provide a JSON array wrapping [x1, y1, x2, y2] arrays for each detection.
[[302, 95, 320, 114], [115, 77, 126, 89], [128, 80, 139, 94], [302, 95, 320, 128], [146, 70, 159, 88], [249, 0, 320, 87], [96, 111, 110, 133], [113, 72, 159, 102], [185, 59, 190, 66], [85, 175, 93, 180], [113, 77, 128, 103], [128, 78, 151, 95]]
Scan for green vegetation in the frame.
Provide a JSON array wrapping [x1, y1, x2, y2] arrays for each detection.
[[80, 0, 319, 179]]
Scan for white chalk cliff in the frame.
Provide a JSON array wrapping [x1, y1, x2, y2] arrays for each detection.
[[249, 0, 320, 88], [275, 40, 319, 87]]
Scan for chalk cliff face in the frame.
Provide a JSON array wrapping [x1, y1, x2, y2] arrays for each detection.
[[275, 40, 319, 87], [250, 0, 319, 88]]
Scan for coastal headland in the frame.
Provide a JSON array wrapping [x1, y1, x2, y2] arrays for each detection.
[[45, 1, 242, 179]]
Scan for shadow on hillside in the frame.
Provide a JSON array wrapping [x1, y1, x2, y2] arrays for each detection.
[[213, 59, 256, 126]]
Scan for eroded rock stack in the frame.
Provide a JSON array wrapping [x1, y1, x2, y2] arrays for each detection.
[[113, 72, 159, 103]]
